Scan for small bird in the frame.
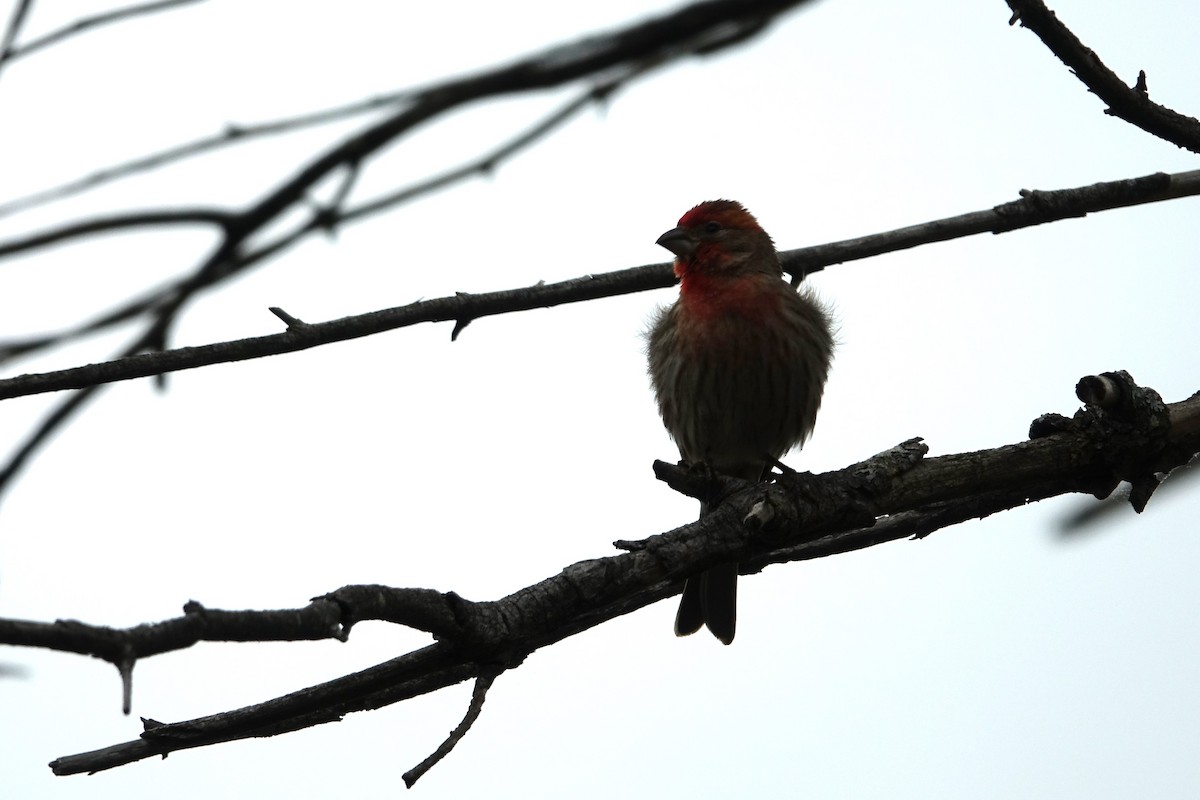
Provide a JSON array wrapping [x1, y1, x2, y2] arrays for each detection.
[[647, 200, 833, 644]]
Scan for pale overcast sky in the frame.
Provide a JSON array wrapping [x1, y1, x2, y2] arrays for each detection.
[[2, 2, 1199, 798]]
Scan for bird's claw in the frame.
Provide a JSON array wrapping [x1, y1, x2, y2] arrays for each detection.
[[765, 456, 796, 476]]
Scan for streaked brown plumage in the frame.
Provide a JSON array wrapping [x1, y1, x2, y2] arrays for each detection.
[[647, 200, 833, 644]]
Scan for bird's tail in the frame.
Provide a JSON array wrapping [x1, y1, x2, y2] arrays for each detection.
[[674, 495, 738, 645], [674, 561, 737, 645]]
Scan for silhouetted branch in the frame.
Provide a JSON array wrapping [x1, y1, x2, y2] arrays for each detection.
[[11, 373, 1196, 779], [782, 169, 1200, 277], [4, 168, 1200, 407], [338, 69, 642, 226], [1057, 453, 1200, 536], [1006, 0, 1200, 152], [0, 265, 674, 401], [0, 208, 231, 258], [0, 92, 409, 221], [403, 667, 502, 788], [0, 0, 206, 66], [2, 0, 801, 347], [0, 0, 33, 77]]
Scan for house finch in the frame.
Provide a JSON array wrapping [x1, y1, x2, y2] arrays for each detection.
[[647, 200, 833, 644]]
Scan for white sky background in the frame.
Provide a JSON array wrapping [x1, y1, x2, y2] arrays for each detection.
[[1, 0, 1199, 797]]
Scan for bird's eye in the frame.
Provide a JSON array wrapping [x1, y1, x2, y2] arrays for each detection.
[[703, 221, 721, 234]]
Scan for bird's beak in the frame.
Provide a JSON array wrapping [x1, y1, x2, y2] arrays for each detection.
[[656, 226, 696, 258]]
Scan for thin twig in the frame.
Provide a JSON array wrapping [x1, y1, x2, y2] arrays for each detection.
[[2, 0, 206, 64], [0, 0, 34, 74], [341, 65, 645, 225], [0, 208, 232, 258], [403, 667, 503, 788], [0, 384, 100, 490], [0, 92, 410, 220]]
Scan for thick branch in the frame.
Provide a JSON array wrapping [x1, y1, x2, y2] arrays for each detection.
[[24, 375, 1200, 777], [1006, 0, 1200, 152]]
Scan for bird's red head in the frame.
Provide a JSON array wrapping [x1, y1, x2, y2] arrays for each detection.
[[656, 199, 777, 282], [676, 199, 762, 232]]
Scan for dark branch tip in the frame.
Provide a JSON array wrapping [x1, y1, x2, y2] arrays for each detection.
[[450, 318, 472, 341], [117, 653, 136, 715], [1133, 69, 1149, 96]]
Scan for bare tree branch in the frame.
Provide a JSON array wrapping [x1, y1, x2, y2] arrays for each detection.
[[1057, 456, 1200, 537], [9, 373, 1194, 779], [781, 169, 1200, 277], [0, 64, 634, 291], [3, 168, 1199, 408], [403, 667, 502, 788], [337, 69, 643, 227], [0, 94, 409, 221], [1006, 0, 1200, 152], [50, 645, 480, 776], [0, 208, 231, 259]]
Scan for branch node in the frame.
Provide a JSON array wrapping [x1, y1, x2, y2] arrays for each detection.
[[1029, 412, 1073, 439], [182, 599, 207, 615], [744, 496, 777, 531], [269, 306, 310, 331], [1073, 371, 1171, 505], [1076, 373, 1125, 409], [1133, 69, 1149, 97]]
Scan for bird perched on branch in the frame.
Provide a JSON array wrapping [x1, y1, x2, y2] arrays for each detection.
[[647, 199, 834, 644]]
